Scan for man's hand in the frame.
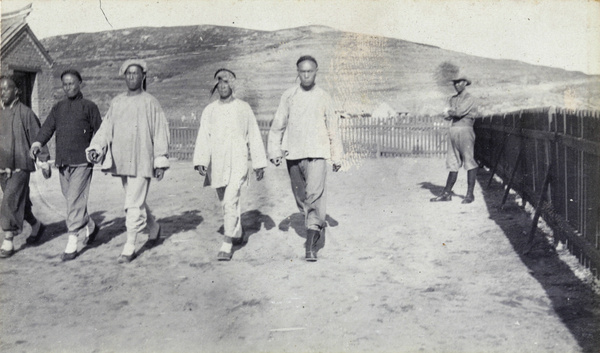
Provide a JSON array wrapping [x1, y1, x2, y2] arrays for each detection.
[[2, 168, 12, 178], [154, 168, 166, 181], [29, 143, 42, 160], [254, 168, 265, 181], [86, 149, 102, 164], [194, 165, 207, 176], [39, 163, 52, 179], [332, 163, 341, 172], [270, 157, 282, 167]]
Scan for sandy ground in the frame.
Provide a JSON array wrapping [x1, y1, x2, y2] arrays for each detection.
[[0, 157, 599, 353]]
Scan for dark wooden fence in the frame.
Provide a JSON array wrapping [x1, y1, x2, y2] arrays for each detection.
[[168, 115, 449, 160], [474, 107, 600, 278]]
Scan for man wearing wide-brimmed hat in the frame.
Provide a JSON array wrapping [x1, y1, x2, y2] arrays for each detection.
[[86, 59, 170, 263], [193, 68, 267, 261], [431, 76, 478, 204]]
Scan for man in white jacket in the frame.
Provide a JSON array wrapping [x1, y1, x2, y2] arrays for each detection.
[[268, 56, 343, 262], [193, 69, 267, 261]]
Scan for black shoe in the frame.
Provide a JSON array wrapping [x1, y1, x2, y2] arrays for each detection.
[[26, 223, 46, 244], [430, 192, 452, 202], [118, 253, 136, 263], [61, 251, 78, 261], [0, 248, 14, 258], [217, 251, 232, 261], [231, 235, 246, 246], [462, 194, 475, 204], [84, 224, 100, 246], [305, 229, 321, 262]]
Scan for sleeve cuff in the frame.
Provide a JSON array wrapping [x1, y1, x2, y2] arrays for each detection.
[[154, 155, 170, 169]]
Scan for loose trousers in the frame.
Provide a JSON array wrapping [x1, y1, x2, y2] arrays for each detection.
[[446, 126, 478, 172], [59, 165, 93, 234], [216, 175, 247, 239], [286, 158, 327, 231], [0, 171, 37, 233], [120, 176, 156, 234]]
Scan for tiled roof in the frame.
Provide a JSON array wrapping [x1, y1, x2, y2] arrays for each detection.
[[1, 3, 32, 45], [1, 3, 53, 65]]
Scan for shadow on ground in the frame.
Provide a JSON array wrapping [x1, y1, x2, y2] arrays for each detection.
[[216, 210, 275, 253], [477, 167, 600, 353], [137, 210, 204, 257], [277, 213, 339, 252]]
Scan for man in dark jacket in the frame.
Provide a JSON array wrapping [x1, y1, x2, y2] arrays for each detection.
[[30, 69, 102, 261], [0, 75, 49, 258]]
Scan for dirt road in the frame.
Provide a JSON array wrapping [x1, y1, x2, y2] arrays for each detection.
[[1, 158, 598, 352]]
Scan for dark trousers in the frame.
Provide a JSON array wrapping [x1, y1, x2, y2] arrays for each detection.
[[0, 171, 36, 234]]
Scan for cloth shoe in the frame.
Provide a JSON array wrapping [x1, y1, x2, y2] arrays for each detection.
[[26, 221, 46, 244]]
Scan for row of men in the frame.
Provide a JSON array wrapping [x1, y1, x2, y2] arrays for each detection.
[[0, 55, 478, 263], [0, 56, 343, 263]]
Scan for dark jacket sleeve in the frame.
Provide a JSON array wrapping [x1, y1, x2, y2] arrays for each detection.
[[35, 106, 57, 146], [27, 109, 50, 162], [89, 102, 102, 135]]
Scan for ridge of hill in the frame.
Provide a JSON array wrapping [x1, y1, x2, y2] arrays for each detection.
[[41, 25, 600, 120]]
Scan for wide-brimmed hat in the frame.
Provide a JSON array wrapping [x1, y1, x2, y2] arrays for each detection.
[[451, 76, 471, 85]]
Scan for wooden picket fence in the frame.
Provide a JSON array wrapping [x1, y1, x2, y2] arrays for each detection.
[[339, 116, 447, 158], [168, 115, 449, 160], [474, 107, 600, 278]]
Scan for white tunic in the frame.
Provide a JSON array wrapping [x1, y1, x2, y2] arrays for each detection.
[[193, 98, 267, 189]]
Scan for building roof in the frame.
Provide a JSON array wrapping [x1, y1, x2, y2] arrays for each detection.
[[1, 3, 53, 65]]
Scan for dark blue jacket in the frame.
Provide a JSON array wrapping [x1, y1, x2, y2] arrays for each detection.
[[35, 92, 102, 166]]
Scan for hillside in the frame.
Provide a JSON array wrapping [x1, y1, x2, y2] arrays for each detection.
[[41, 25, 600, 120]]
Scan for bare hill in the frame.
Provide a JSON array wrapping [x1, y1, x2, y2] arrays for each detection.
[[41, 25, 600, 120]]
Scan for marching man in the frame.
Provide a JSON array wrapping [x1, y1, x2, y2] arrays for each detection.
[[86, 60, 170, 263], [30, 69, 102, 261], [268, 55, 343, 262], [0, 75, 50, 258], [193, 68, 267, 261]]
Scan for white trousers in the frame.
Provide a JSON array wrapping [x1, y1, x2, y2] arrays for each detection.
[[120, 176, 156, 234], [215, 176, 247, 239]]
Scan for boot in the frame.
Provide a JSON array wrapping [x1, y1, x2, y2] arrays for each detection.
[[430, 172, 457, 202], [462, 168, 477, 204], [305, 229, 321, 262]]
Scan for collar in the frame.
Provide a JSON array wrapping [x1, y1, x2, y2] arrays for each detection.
[[0, 98, 19, 109], [68, 92, 84, 101]]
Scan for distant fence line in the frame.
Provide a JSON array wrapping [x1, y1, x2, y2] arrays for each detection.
[[168, 115, 449, 160], [474, 107, 600, 278]]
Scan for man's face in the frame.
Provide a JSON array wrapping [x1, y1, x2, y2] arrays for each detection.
[[217, 78, 233, 99], [125, 65, 145, 91], [62, 74, 81, 98], [453, 80, 467, 93], [297, 60, 318, 88], [0, 79, 18, 106]]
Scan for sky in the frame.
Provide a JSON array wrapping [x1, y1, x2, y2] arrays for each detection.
[[2, 0, 600, 75]]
